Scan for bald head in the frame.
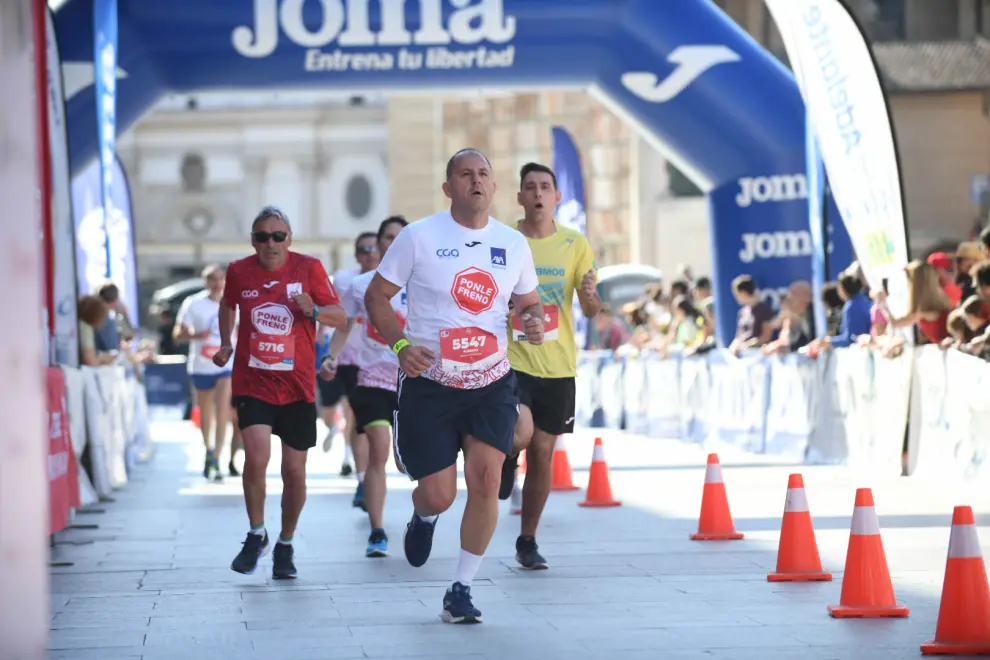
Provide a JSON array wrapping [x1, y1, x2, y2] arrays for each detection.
[[445, 148, 492, 181], [788, 280, 813, 309]]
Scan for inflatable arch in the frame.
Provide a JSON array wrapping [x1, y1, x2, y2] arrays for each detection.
[[54, 0, 853, 341]]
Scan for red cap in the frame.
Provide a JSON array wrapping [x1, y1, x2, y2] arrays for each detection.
[[927, 252, 953, 270]]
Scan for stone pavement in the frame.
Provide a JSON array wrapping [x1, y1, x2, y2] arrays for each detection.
[[49, 421, 990, 659]]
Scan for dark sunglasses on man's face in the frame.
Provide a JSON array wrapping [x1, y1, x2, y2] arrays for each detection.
[[356, 245, 378, 255], [253, 231, 288, 244]]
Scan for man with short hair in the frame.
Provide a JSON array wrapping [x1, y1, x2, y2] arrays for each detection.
[[174, 264, 235, 480], [497, 162, 600, 570], [728, 275, 774, 355], [320, 216, 409, 557], [363, 149, 543, 623], [214, 206, 346, 579]]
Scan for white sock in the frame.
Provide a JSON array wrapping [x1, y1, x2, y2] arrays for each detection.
[[344, 444, 354, 464], [416, 511, 438, 524], [357, 471, 365, 483], [453, 549, 484, 587]]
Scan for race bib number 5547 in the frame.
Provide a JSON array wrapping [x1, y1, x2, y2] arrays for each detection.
[[439, 327, 499, 374]]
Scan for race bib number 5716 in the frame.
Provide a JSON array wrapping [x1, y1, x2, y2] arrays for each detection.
[[248, 333, 296, 371]]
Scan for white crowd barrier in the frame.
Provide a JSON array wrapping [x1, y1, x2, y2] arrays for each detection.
[[61, 364, 153, 506], [577, 345, 990, 480]]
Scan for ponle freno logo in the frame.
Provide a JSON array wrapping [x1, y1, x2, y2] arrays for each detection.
[[451, 267, 498, 315], [251, 302, 294, 335], [232, 0, 517, 72]]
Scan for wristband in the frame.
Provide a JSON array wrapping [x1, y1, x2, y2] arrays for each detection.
[[392, 338, 410, 355], [310, 305, 320, 321]]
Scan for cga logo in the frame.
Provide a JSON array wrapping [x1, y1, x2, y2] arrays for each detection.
[[735, 174, 807, 208], [436, 248, 460, 258], [739, 231, 812, 263], [232, 0, 518, 73]]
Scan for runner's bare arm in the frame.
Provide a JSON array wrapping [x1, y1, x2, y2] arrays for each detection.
[[577, 269, 602, 318], [314, 303, 347, 329], [218, 301, 236, 348], [364, 273, 406, 348], [327, 319, 356, 359]]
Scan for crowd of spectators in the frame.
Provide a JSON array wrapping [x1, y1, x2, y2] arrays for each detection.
[[595, 226, 990, 364]]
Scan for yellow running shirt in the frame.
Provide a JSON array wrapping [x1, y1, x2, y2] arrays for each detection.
[[507, 222, 596, 378]]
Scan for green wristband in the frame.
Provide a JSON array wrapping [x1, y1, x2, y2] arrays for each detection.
[[392, 338, 410, 355]]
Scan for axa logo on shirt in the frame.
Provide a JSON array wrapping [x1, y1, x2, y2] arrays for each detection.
[[735, 174, 808, 208], [242, 289, 260, 299], [739, 231, 813, 263], [251, 303, 294, 336], [436, 248, 460, 259], [490, 247, 506, 268]]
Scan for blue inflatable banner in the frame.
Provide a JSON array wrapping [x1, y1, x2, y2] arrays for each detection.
[[92, 0, 117, 278], [551, 126, 590, 349], [56, 0, 850, 340]]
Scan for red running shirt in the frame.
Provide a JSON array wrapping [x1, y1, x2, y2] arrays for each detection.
[[222, 252, 340, 405]]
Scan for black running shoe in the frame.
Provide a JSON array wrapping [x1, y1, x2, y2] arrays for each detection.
[[498, 452, 519, 501], [202, 455, 211, 479], [272, 542, 297, 580], [340, 463, 353, 477], [403, 512, 437, 568], [231, 531, 270, 574], [442, 582, 482, 624], [228, 460, 240, 477], [515, 535, 548, 570]]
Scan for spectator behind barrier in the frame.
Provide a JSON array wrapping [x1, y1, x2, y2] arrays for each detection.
[[809, 273, 872, 352], [877, 260, 953, 345], [590, 304, 629, 352], [954, 241, 984, 301], [762, 281, 815, 356], [78, 295, 118, 367], [693, 276, 715, 333], [974, 260, 990, 301], [728, 274, 774, 356], [980, 225, 990, 257], [662, 295, 708, 356], [820, 282, 844, 336], [927, 252, 963, 305], [942, 307, 974, 350]]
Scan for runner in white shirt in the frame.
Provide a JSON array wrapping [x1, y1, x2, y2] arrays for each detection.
[[364, 149, 543, 624], [319, 216, 409, 558], [319, 234, 379, 489], [174, 265, 238, 481]]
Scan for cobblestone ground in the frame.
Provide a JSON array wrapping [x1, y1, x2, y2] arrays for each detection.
[[48, 421, 990, 659]]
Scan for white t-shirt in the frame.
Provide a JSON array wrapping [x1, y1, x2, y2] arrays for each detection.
[[343, 270, 408, 392], [376, 211, 539, 390], [332, 267, 365, 366], [176, 291, 235, 375]]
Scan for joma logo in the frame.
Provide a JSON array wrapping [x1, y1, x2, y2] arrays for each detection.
[[739, 231, 812, 263], [736, 174, 808, 208], [232, 0, 517, 58]]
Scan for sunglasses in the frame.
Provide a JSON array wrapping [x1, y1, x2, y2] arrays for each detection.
[[356, 245, 378, 255], [253, 231, 288, 243]]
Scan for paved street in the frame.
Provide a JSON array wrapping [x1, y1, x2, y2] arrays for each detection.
[[49, 420, 990, 659]]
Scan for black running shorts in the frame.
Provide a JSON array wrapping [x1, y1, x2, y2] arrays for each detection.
[[393, 371, 520, 480], [513, 370, 576, 436], [350, 386, 398, 431], [233, 396, 317, 452]]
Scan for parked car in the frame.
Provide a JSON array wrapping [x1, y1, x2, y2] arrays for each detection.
[[585, 264, 663, 348]]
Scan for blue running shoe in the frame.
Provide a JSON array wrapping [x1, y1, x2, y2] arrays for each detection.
[[366, 528, 388, 558], [442, 582, 482, 624], [402, 512, 437, 568], [352, 481, 366, 511]]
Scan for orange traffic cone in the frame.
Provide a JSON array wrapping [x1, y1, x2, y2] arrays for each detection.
[[550, 436, 580, 492], [191, 406, 201, 429], [768, 474, 831, 582], [690, 454, 744, 541], [518, 449, 527, 476], [509, 477, 522, 516], [921, 505, 990, 655], [828, 488, 909, 618], [579, 438, 621, 508]]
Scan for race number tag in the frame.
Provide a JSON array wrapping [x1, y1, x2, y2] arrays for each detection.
[[367, 312, 406, 345], [248, 333, 296, 371], [200, 345, 221, 360], [512, 305, 559, 341], [439, 327, 499, 374]]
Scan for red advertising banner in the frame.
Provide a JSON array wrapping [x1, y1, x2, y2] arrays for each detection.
[[47, 367, 80, 534]]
